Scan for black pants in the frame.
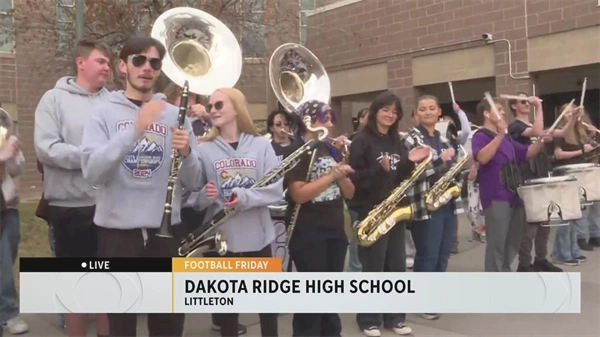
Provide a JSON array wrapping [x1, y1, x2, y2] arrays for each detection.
[[356, 221, 407, 330], [289, 230, 348, 337], [95, 224, 188, 337], [181, 207, 206, 235], [206, 245, 279, 337], [47, 206, 97, 257]]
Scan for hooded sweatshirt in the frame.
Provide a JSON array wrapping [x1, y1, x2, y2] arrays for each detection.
[[80, 90, 204, 229], [193, 133, 283, 253], [34, 76, 109, 207]]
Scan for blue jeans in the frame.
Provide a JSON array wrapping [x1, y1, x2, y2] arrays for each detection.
[[347, 209, 362, 272], [0, 209, 20, 324], [552, 209, 587, 261], [48, 226, 65, 327], [411, 205, 457, 272], [577, 202, 600, 240]]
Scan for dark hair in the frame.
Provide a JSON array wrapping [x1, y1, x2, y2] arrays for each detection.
[[364, 91, 403, 143], [357, 108, 369, 120], [266, 110, 291, 134], [476, 96, 503, 118], [508, 91, 528, 116], [416, 94, 440, 108], [119, 36, 166, 62]]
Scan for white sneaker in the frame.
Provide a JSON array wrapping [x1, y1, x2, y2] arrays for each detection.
[[6, 317, 29, 334], [362, 326, 381, 337], [406, 257, 414, 269], [389, 322, 412, 335]]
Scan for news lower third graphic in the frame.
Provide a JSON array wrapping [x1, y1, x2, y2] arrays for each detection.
[[19, 257, 581, 314]]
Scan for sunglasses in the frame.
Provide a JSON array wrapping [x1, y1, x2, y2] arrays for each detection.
[[275, 122, 290, 127], [130, 54, 162, 71], [206, 101, 224, 112], [519, 100, 529, 105]]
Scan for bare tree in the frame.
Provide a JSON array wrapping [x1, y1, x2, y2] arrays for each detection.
[[0, 0, 300, 90]]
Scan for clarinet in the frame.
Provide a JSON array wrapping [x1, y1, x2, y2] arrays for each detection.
[[157, 80, 190, 238]]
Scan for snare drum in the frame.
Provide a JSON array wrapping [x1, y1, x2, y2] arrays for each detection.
[[517, 176, 582, 226], [552, 163, 600, 204]]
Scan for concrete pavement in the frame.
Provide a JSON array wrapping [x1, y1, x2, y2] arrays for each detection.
[[14, 216, 600, 336]]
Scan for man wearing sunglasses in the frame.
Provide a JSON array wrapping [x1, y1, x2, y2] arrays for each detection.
[[80, 36, 203, 337], [33, 38, 113, 337]]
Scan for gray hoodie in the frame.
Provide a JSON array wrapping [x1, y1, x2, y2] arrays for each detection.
[[80, 91, 204, 229], [34, 76, 109, 207], [194, 133, 283, 253]]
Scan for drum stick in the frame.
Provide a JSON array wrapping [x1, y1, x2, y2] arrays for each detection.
[[499, 94, 543, 102], [483, 92, 501, 120], [578, 77, 587, 121], [448, 82, 456, 104], [547, 99, 575, 133], [532, 83, 537, 121]]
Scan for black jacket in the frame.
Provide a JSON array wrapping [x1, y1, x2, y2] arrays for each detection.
[[348, 129, 415, 219]]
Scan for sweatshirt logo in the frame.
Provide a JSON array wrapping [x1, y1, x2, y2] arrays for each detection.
[[213, 157, 257, 199], [119, 120, 167, 179]]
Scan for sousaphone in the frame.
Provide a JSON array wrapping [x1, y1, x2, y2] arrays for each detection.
[[269, 43, 331, 113], [151, 7, 243, 95]]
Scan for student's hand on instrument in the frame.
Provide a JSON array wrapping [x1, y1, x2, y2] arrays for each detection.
[[0, 138, 18, 162], [440, 148, 456, 162], [333, 164, 354, 179], [171, 127, 191, 157], [496, 119, 507, 137], [583, 143, 595, 153], [380, 155, 391, 172], [205, 181, 218, 201], [189, 104, 209, 120], [528, 96, 542, 107], [333, 135, 349, 149], [135, 100, 166, 132], [540, 131, 553, 143], [224, 193, 238, 210], [452, 102, 461, 113], [408, 146, 430, 162]]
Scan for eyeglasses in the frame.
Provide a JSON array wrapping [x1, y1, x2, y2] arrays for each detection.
[[130, 54, 162, 71], [275, 122, 290, 127], [206, 101, 224, 111], [519, 100, 530, 105]]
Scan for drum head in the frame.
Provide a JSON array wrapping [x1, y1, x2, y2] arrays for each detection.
[[523, 175, 577, 185], [553, 163, 600, 174]]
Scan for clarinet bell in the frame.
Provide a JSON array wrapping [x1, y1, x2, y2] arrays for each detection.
[[156, 212, 175, 238]]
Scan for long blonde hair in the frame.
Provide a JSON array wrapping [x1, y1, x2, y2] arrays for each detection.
[[201, 88, 259, 142], [558, 103, 589, 145]]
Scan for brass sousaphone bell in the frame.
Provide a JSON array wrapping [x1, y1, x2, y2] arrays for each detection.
[[151, 7, 243, 257], [151, 7, 243, 96], [269, 43, 331, 114]]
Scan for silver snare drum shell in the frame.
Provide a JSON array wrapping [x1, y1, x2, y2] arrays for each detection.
[[553, 163, 600, 203], [518, 175, 582, 226]]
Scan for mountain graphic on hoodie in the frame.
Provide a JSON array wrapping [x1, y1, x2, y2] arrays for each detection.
[[221, 172, 256, 190], [132, 137, 164, 155]]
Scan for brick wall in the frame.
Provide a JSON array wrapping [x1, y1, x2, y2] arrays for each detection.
[[304, 0, 600, 125]]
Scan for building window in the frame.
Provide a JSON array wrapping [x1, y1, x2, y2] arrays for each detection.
[[236, 0, 266, 58], [300, 0, 316, 45], [0, 0, 14, 53], [56, 0, 75, 52]]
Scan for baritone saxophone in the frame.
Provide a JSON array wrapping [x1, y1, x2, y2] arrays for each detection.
[[356, 132, 433, 247]]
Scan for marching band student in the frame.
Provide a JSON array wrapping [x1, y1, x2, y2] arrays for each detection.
[[351, 91, 429, 337], [195, 87, 281, 337], [471, 97, 550, 273], [402, 95, 461, 321], [267, 110, 296, 161], [285, 100, 354, 337], [81, 36, 203, 337], [349, 108, 369, 140], [34, 38, 111, 337], [507, 92, 562, 272], [550, 105, 598, 265]]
